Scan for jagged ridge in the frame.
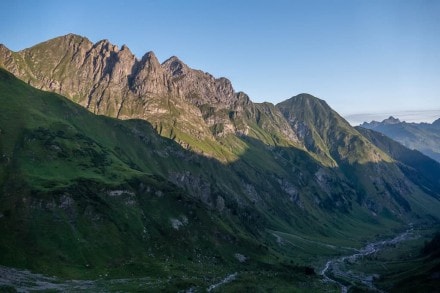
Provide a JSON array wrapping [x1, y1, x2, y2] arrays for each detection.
[[0, 34, 305, 161], [1, 34, 438, 216]]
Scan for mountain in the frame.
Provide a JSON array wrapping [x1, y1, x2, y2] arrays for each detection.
[[361, 116, 440, 162], [357, 127, 440, 200], [0, 34, 301, 162], [0, 67, 321, 290], [1, 35, 440, 291]]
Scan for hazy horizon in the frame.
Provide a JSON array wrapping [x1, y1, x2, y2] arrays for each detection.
[[344, 109, 440, 126]]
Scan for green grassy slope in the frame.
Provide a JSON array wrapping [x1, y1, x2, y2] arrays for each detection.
[[276, 94, 440, 218], [0, 68, 267, 282], [0, 68, 355, 290], [1, 68, 440, 291], [277, 94, 392, 166]]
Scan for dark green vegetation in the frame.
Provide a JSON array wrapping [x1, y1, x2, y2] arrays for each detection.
[[423, 231, 440, 257], [1, 68, 330, 290], [0, 69, 438, 291], [361, 116, 440, 163], [1, 34, 440, 291]]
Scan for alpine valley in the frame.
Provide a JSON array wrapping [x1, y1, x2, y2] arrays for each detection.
[[0, 34, 439, 292]]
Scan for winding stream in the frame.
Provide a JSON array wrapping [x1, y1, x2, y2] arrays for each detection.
[[207, 272, 238, 292], [0, 266, 165, 292], [0, 227, 418, 292], [320, 226, 416, 292]]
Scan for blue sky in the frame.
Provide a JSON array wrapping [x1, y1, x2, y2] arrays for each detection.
[[1, 0, 439, 123]]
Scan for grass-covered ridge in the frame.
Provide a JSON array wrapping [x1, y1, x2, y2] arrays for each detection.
[[1, 67, 440, 291]]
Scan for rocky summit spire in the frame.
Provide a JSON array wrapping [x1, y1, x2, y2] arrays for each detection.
[[131, 51, 169, 96], [0, 34, 243, 114], [162, 56, 188, 77], [382, 116, 401, 124]]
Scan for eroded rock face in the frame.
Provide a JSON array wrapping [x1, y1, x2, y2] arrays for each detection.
[[168, 171, 213, 206], [2, 34, 297, 155], [162, 56, 236, 107], [131, 51, 170, 97], [0, 35, 241, 121]]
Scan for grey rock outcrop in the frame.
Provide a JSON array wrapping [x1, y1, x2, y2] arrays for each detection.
[[0, 34, 303, 157]]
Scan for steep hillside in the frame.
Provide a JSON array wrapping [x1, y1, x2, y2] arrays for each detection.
[[2, 66, 439, 290], [277, 94, 391, 166], [1, 34, 440, 290], [357, 127, 440, 201], [1, 34, 439, 223], [361, 117, 440, 162], [0, 67, 330, 290], [1, 35, 435, 218], [276, 95, 432, 215]]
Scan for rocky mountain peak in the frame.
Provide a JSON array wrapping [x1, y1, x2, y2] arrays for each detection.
[[382, 116, 401, 124], [93, 39, 119, 55], [0, 43, 9, 50], [292, 93, 328, 106], [45, 33, 93, 51], [131, 51, 169, 95], [116, 44, 136, 61], [360, 120, 380, 128], [159, 55, 237, 107], [277, 93, 388, 166], [296, 93, 322, 100], [96, 38, 111, 45], [141, 51, 160, 67], [0, 44, 11, 67], [162, 56, 188, 77], [0, 34, 297, 154], [277, 93, 331, 116], [62, 33, 87, 40], [1, 34, 242, 112]]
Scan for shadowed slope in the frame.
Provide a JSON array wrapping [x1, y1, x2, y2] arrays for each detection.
[[1, 35, 440, 290], [361, 117, 440, 162]]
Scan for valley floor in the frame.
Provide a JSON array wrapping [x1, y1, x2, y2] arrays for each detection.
[[1, 224, 438, 292]]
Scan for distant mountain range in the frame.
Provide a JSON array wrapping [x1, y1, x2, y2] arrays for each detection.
[[361, 116, 440, 162], [1, 34, 439, 291], [344, 110, 440, 126]]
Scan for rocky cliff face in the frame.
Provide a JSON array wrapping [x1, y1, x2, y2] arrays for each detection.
[[0, 34, 409, 166], [161, 56, 236, 107], [0, 34, 239, 116], [1, 34, 300, 158]]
